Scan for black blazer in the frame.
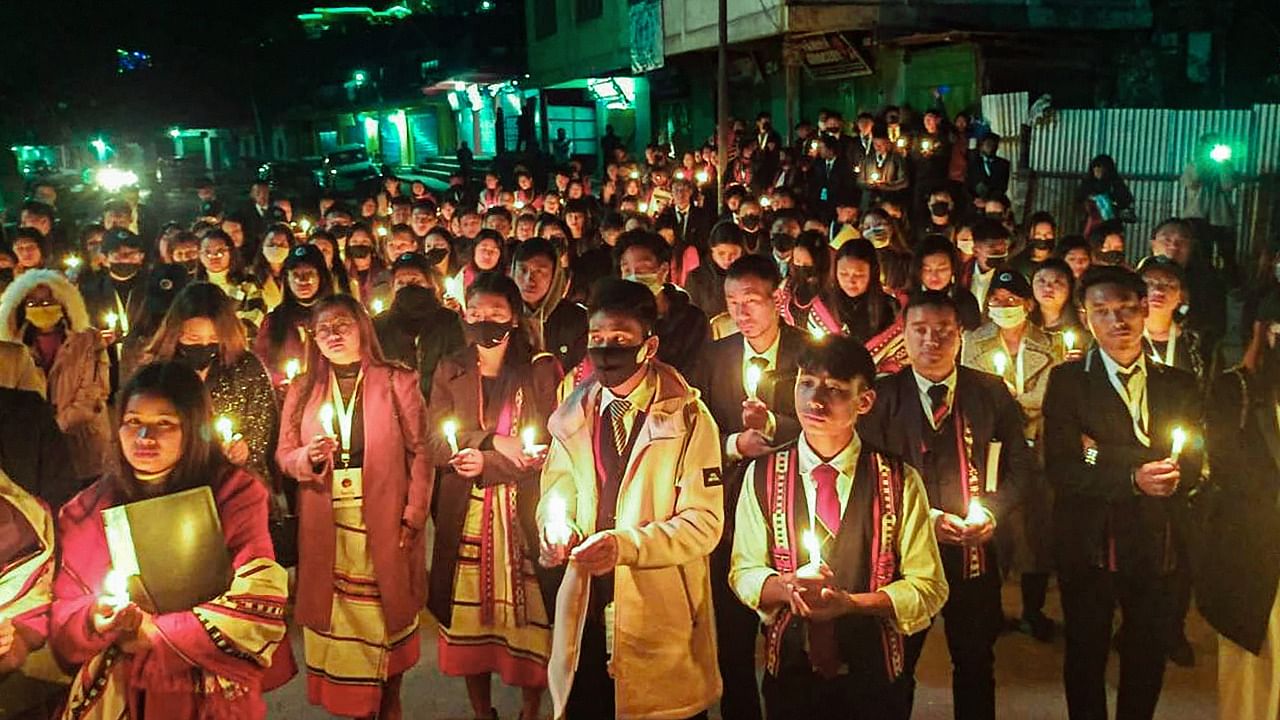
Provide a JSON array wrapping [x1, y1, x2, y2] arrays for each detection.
[[689, 323, 807, 532], [1199, 368, 1280, 654], [660, 205, 714, 254], [860, 366, 1030, 526], [807, 157, 857, 211], [966, 153, 1011, 199], [1042, 350, 1203, 578]]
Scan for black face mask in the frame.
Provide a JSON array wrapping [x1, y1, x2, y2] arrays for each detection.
[[739, 214, 761, 231], [588, 344, 646, 389], [929, 202, 951, 218], [983, 253, 1008, 270], [465, 320, 513, 349], [347, 245, 373, 259], [1098, 250, 1126, 266], [771, 233, 796, 254], [174, 342, 219, 372], [180, 259, 200, 275], [110, 261, 142, 280], [393, 285, 438, 318], [1029, 239, 1054, 254]]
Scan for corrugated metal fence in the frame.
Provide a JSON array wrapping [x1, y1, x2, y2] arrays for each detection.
[[981, 93, 1280, 265]]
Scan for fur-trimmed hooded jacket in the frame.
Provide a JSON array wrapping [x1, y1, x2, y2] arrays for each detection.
[[0, 269, 113, 480]]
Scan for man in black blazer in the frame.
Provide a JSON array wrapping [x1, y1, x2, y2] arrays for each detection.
[[687, 253, 808, 720], [965, 134, 1011, 209], [1043, 266, 1203, 720], [859, 290, 1031, 720], [807, 135, 857, 224], [659, 179, 715, 255]]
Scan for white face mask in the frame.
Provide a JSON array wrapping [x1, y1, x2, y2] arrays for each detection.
[[263, 246, 289, 264], [957, 238, 975, 256], [625, 273, 665, 296], [988, 305, 1027, 329]]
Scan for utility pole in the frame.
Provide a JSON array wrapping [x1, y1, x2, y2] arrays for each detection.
[[716, 0, 729, 212]]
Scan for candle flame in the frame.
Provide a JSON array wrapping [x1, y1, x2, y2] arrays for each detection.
[[214, 416, 234, 445], [993, 351, 1008, 376], [370, 298, 385, 315], [284, 358, 301, 381], [802, 529, 822, 566], [1170, 426, 1187, 461], [744, 364, 763, 399], [319, 403, 335, 436], [443, 419, 460, 455], [809, 325, 827, 340], [103, 569, 130, 610], [1063, 330, 1076, 351], [103, 311, 118, 330], [64, 255, 82, 269], [521, 426, 537, 453], [966, 498, 987, 526]]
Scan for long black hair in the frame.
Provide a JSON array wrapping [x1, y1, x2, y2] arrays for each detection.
[[267, 244, 334, 351], [113, 361, 232, 501], [464, 272, 545, 422]]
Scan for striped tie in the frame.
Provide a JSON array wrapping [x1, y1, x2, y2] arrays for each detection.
[[608, 399, 632, 454], [928, 384, 950, 428]]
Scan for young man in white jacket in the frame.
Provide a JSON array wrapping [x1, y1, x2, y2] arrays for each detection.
[[539, 277, 725, 720]]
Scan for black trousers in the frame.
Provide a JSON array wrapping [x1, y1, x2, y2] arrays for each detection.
[[1060, 567, 1179, 720], [711, 541, 764, 720], [904, 558, 1003, 720], [761, 665, 912, 720], [564, 619, 710, 720]]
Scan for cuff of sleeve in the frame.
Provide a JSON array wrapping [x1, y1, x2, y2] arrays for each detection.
[[928, 507, 944, 523], [878, 585, 930, 636], [763, 412, 777, 440], [610, 529, 639, 566], [752, 573, 783, 625], [725, 433, 744, 463]]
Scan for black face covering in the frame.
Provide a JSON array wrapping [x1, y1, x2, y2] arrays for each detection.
[[1029, 239, 1054, 254], [929, 202, 951, 218], [588, 345, 646, 388], [1098, 250, 1126, 266], [180, 259, 200, 275], [790, 266, 818, 301], [739, 214, 761, 231], [465, 320, 513, 349], [983, 253, 1008, 270], [110, 261, 142, 280], [771, 233, 796, 254], [393, 285, 438, 319], [346, 245, 373, 259], [174, 342, 219, 372]]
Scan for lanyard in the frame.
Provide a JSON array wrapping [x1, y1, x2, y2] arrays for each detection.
[[1146, 324, 1178, 366], [113, 289, 131, 335], [329, 369, 364, 464]]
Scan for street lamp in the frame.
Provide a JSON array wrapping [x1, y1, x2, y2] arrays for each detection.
[[91, 137, 109, 161], [352, 70, 368, 87], [1210, 143, 1232, 163], [168, 127, 181, 138]]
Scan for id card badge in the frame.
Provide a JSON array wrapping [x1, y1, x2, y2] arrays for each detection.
[[820, 187, 829, 202], [604, 602, 616, 659], [332, 468, 363, 507]]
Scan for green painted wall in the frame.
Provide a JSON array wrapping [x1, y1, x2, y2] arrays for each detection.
[[526, 0, 632, 87]]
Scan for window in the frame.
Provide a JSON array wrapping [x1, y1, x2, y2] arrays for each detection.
[[535, 0, 557, 39], [576, 0, 602, 21], [546, 105, 598, 157]]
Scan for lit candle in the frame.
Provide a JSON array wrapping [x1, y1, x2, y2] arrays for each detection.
[[992, 351, 1008, 377], [1170, 426, 1187, 463], [809, 325, 827, 340], [638, 202, 649, 214], [521, 426, 546, 457], [545, 493, 572, 546], [444, 276, 463, 302], [629, 170, 640, 180], [675, 170, 686, 180], [64, 255, 82, 270], [747, 361, 762, 399], [760, 196, 772, 208], [376, 225, 388, 237], [443, 419, 460, 456], [514, 200, 525, 210], [1063, 330, 1077, 352], [870, 171, 882, 183], [696, 170, 709, 184], [965, 498, 987, 526], [921, 139, 932, 152], [370, 298, 385, 316], [796, 530, 824, 579], [214, 415, 235, 445], [102, 569, 131, 612], [103, 311, 119, 331], [299, 218, 312, 233], [284, 358, 301, 383], [319, 403, 336, 437], [896, 137, 907, 149]]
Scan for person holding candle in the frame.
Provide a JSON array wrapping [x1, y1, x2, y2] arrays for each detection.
[[688, 254, 808, 720], [276, 294, 433, 719], [344, 223, 390, 309], [910, 236, 983, 332], [1200, 296, 1280, 718], [426, 272, 560, 720], [0, 468, 55, 682], [197, 228, 267, 337], [960, 219, 1013, 311], [0, 268, 114, 490], [729, 335, 947, 719], [536, 277, 724, 720], [513, 239, 588, 374], [373, 252, 467, 399], [962, 270, 1066, 643], [1042, 266, 1203, 720], [78, 228, 149, 395], [50, 361, 290, 720], [1029, 258, 1088, 353], [144, 283, 279, 493], [251, 223, 296, 312], [859, 290, 1033, 720], [253, 244, 334, 390], [828, 238, 909, 375]]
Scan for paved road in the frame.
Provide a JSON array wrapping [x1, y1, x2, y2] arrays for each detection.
[[266, 579, 1219, 719]]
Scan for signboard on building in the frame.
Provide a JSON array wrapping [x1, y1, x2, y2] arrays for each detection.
[[630, 0, 664, 74], [791, 32, 872, 80]]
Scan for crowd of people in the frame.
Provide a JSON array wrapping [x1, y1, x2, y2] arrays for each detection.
[[0, 100, 1273, 720]]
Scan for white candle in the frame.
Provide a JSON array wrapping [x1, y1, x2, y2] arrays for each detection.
[[744, 363, 763, 401], [214, 415, 235, 445], [319, 403, 336, 437], [993, 351, 1008, 377], [797, 530, 824, 579], [1170, 427, 1187, 463], [521, 426, 546, 457], [1063, 330, 1077, 352], [102, 569, 131, 612], [809, 325, 827, 340], [284, 358, 301, 383], [444, 276, 463, 302], [696, 170, 709, 184], [443, 419, 460, 455], [545, 493, 572, 546], [965, 498, 987, 526], [103, 311, 119, 331]]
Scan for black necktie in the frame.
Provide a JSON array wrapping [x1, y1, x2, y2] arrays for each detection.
[[928, 384, 950, 426]]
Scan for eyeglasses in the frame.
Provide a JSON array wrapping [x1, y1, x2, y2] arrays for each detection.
[[313, 319, 356, 339]]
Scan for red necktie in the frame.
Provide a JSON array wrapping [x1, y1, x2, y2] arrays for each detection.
[[813, 464, 841, 535]]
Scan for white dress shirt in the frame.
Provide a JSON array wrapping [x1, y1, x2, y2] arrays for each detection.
[[1098, 350, 1150, 447], [913, 367, 958, 431]]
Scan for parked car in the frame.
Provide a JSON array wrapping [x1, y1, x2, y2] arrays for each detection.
[[154, 155, 209, 188], [321, 144, 381, 193]]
